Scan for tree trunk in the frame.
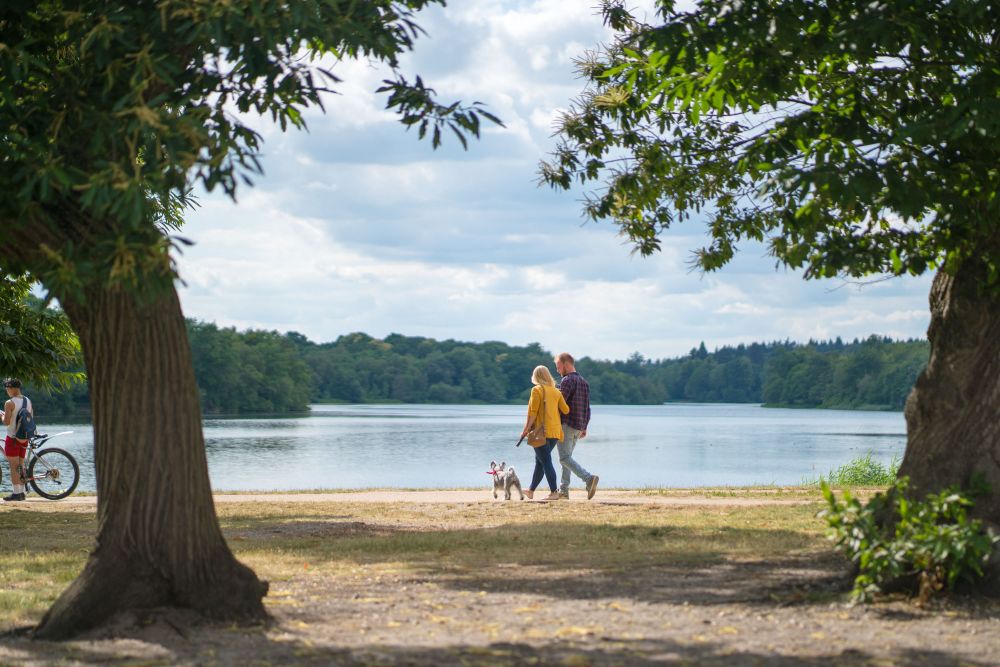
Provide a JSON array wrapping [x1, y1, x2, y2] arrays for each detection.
[[33, 285, 267, 639], [898, 248, 1000, 583]]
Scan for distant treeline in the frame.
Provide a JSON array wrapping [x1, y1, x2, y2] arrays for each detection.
[[30, 322, 929, 416]]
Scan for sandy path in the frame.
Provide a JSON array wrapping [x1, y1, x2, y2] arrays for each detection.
[[26, 488, 819, 508]]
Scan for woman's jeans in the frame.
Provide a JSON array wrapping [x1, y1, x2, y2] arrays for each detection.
[[530, 438, 559, 492]]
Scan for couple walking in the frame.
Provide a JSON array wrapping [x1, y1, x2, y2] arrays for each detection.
[[519, 352, 598, 501]]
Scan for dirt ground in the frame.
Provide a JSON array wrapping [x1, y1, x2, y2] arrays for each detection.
[[2, 490, 1000, 666], [54, 488, 819, 507]]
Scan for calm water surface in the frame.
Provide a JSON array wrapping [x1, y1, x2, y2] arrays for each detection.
[[12, 404, 906, 493]]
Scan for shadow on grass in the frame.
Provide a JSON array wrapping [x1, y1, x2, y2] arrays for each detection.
[[1, 511, 996, 665], [0, 510, 917, 614], [429, 556, 850, 608], [0, 620, 991, 667], [0, 507, 96, 531], [221, 513, 848, 608]]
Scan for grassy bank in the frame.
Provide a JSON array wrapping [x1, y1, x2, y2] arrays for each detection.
[[0, 491, 830, 630]]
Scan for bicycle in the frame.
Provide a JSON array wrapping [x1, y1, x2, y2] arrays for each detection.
[[2, 431, 80, 500]]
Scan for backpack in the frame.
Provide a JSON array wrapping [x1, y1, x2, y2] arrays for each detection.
[[14, 396, 36, 440]]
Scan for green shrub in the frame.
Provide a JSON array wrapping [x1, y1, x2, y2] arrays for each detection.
[[820, 452, 901, 486], [819, 477, 997, 603]]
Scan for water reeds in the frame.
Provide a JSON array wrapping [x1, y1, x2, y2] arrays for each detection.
[[807, 451, 901, 487]]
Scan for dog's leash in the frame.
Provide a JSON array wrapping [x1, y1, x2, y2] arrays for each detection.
[[515, 434, 526, 448]]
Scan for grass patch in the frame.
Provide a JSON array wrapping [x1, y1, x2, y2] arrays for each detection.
[[0, 492, 829, 630], [0, 508, 95, 628], [220, 500, 828, 594]]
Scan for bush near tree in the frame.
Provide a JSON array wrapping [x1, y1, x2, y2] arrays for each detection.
[[821, 478, 998, 603]]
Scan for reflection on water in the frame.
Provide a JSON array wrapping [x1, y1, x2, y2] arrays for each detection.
[[4, 404, 907, 493], [205, 436, 302, 452]]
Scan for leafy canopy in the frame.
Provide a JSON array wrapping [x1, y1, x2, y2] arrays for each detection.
[[0, 0, 499, 297], [0, 275, 81, 390], [542, 0, 1000, 281]]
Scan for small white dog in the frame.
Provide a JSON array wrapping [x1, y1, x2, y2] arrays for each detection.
[[488, 460, 523, 501]]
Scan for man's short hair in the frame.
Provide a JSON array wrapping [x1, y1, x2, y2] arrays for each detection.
[[555, 352, 574, 365], [3, 378, 22, 388]]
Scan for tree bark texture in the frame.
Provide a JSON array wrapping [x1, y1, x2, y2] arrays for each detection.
[[898, 248, 1000, 578], [33, 285, 267, 639]]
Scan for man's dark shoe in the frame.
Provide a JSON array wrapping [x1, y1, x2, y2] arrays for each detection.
[[558, 490, 569, 500], [3, 493, 25, 502], [586, 476, 599, 500]]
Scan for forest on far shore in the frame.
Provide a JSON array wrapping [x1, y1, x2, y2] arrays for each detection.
[[28, 321, 929, 416]]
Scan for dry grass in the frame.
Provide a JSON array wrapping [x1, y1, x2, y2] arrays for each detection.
[[227, 501, 826, 578], [0, 492, 830, 630], [0, 507, 95, 627]]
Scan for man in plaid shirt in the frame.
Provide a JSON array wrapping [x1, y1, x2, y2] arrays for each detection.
[[554, 352, 599, 499]]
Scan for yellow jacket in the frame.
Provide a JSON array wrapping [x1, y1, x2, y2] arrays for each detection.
[[527, 385, 570, 445]]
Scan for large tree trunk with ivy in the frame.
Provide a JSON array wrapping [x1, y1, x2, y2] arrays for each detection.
[[33, 285, 267, 639], [898, 245, 1000, 585]]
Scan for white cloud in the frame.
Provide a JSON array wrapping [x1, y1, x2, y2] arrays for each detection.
[[175, 0, 933, 360], [716, 302, 768, 316]]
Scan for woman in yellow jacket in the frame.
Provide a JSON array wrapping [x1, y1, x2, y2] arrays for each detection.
[[520, 365, 570, 500]]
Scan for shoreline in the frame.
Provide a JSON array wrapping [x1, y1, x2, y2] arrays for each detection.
[[11, 486, 879, 508]]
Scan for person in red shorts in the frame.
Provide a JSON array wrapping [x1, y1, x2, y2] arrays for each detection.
[[2, 378, 32, 502]]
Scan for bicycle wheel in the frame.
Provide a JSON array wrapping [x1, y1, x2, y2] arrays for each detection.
[[27, 448, 80, 500]]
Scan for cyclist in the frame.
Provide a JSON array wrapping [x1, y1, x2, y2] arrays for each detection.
[[2, 378, 32, 502]]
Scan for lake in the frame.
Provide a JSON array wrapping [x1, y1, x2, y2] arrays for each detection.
[[12, 403, 906, 493]]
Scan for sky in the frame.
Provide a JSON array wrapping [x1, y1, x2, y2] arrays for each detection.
[[174, 0, 933, 361]]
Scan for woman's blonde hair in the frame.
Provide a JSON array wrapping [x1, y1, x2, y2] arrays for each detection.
[[531, 365, 556, 387]]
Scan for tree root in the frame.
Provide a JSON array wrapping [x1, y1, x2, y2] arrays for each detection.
[[33, 546, 268, 641]]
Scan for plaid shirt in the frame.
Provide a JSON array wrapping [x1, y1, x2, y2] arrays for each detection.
[[558, 372, 591, 432]]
